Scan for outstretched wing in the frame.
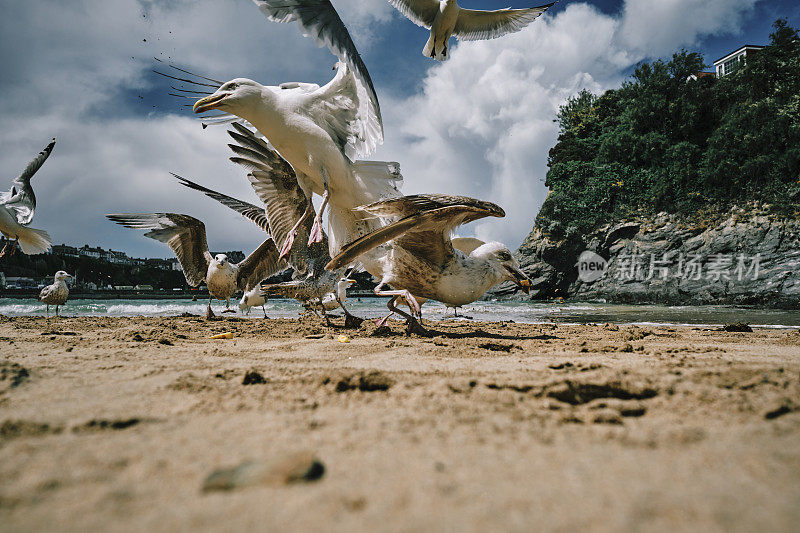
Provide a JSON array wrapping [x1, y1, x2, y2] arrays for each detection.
[[106, 213, 212, 287], [453, 3, 554, 41], [1, 137, 56, 225], [236, 237, 285, 292], [170, 173, 271, 233], [227, 123, 327, 275], [387, 0, 441, 29], [253, 0, 383, 158], [326, 194, 504, 270]]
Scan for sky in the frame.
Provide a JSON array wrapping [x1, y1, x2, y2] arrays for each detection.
[[1, 0, 798, 259]]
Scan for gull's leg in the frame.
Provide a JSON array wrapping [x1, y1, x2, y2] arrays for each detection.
[[262, 305, 267, 318], [375, 296, 397, 327], [45, 304, 49, 318], [308, 186, 329, 246], [278, 201, 314, 261], [206, 297, 215, 319], [0, 237, 10, 259], [373, 284, 426, 335], [337, 295, 363, 329], [55, 305, 59, 317], [320, 297, 332, 327], [222, 298, 235, 313]]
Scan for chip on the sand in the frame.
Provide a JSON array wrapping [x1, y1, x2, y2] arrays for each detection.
[[337, 335, 350, 343], [208, 332, 233, 340]]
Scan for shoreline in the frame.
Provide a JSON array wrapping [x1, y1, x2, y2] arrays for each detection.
[[1, 316, 799, 530]]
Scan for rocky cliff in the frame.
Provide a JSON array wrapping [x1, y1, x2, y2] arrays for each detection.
[[504, 207, 800, 308]]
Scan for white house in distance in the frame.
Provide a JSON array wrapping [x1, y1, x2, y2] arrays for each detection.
[[713, 45, 764, 77]]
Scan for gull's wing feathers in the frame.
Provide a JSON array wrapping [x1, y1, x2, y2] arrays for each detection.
[[236, 237, 285, 292], [327, 195, 504, 270], [170, 173, 271, 233], [387, 0, 441, 29], [453, 2, 554, 41], [227, 124, 326, 276], [253, 0, 383, 158], [451, 237, 486, 255], [1, 137, 56, 225], [279, 81, 321, 92], [303, 62, 381, 161], [106, 213, 212, 287]]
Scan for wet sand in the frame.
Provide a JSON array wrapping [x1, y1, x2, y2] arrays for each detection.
[[1, 315, 799, 532]]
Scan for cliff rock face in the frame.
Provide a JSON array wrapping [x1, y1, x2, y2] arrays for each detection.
[[509, 209, 800, 308]]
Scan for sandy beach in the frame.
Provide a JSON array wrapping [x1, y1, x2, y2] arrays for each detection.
[[1, 314, 799, 531]]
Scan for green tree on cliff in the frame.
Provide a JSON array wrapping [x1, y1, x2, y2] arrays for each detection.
[[538, 19, 800, 239]]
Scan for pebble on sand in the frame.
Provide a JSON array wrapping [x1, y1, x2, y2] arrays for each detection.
[[202, 451, 325, 492]]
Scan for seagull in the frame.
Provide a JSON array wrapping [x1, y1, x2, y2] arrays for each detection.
[[106, 213, 284, 318], [173, 123, 364, 328], [321, 277, 357, 311], [192, 0, 402, 259], [39, 270, 71, 317], [0, 138, 55, 258], [388, 0, 555, 60], [239, 285, 268, 317], [326, 194, 531, 334]]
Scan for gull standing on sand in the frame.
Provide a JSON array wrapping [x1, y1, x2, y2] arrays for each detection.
[[173, 124, 364, 327], [239, 285, 268, 317], [327, 194, 531, 334], [106, 213, 284, 318], [39, 271, 71, 318], [387, 0, 554, 60], [191, 0, 401, 259], [0, 138, 56, 258]]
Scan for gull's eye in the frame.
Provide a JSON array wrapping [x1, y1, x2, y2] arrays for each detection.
[[498, 251, 512, 261]]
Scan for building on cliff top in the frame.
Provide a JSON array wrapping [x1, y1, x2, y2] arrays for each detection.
[[714, 45, 764, 77]]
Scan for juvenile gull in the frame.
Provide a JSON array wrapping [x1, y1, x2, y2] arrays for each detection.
[[0, 138, 56, 258], [38, 270, 71, 318], [239, 285, 268, 317], [327, 194, 531, 334], [106, 213, 284, 318], [388, 0, 554, 60]]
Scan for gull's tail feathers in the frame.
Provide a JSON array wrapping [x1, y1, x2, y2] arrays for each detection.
[[15, 226, 51, 255], [422, 35, 447, 61], [351, 160, 403, 203]]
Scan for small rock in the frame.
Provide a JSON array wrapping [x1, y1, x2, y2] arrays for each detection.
[[592, 409, 623, 425], [370, 326, 393, 337], [619, 343, 634, 353], [202, 452, 324, 491], [721, 323, 753, 333], [242, 371, 267, 385], [158, 338, 173, 346], [765, 401, 794, 420], [478, 342, 514, 352]]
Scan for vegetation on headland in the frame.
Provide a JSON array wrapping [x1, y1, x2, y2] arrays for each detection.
[[536, 19, 800, 240]]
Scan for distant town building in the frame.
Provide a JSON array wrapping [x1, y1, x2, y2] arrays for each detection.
[[714, 45, 764, 77], [52, 244, 79, 257], [170, 258, 182, 271], [79, 245, 103, 259]]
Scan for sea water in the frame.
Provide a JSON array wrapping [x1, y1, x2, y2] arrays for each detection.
[[2, 297, 799, 328]]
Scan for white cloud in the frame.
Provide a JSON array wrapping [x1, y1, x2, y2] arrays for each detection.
[[619, 0, 759, 56]]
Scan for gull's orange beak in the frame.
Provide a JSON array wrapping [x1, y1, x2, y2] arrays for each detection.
[[193, 92, 228, 114], [505, 265, 531, 294]]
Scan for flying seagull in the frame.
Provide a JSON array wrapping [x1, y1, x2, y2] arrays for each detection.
[[388, 0, 555, 60], [0, 138, 56, 258], [39, 270, 71, 318], [106, 213, 284, 318], [192, 62, 402, 260], [173, 123, 364, 328], [326, 194, 531, 334]]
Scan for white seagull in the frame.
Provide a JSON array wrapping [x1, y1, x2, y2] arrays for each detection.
[[39, 270, 71, 318], [239, 285, 268, 317], [388, 0, 555, 60], [0, 138, 55, 258], [192, 0, 401, 259], [106, 213, 284, 318], [326, 194, 531, 334]]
